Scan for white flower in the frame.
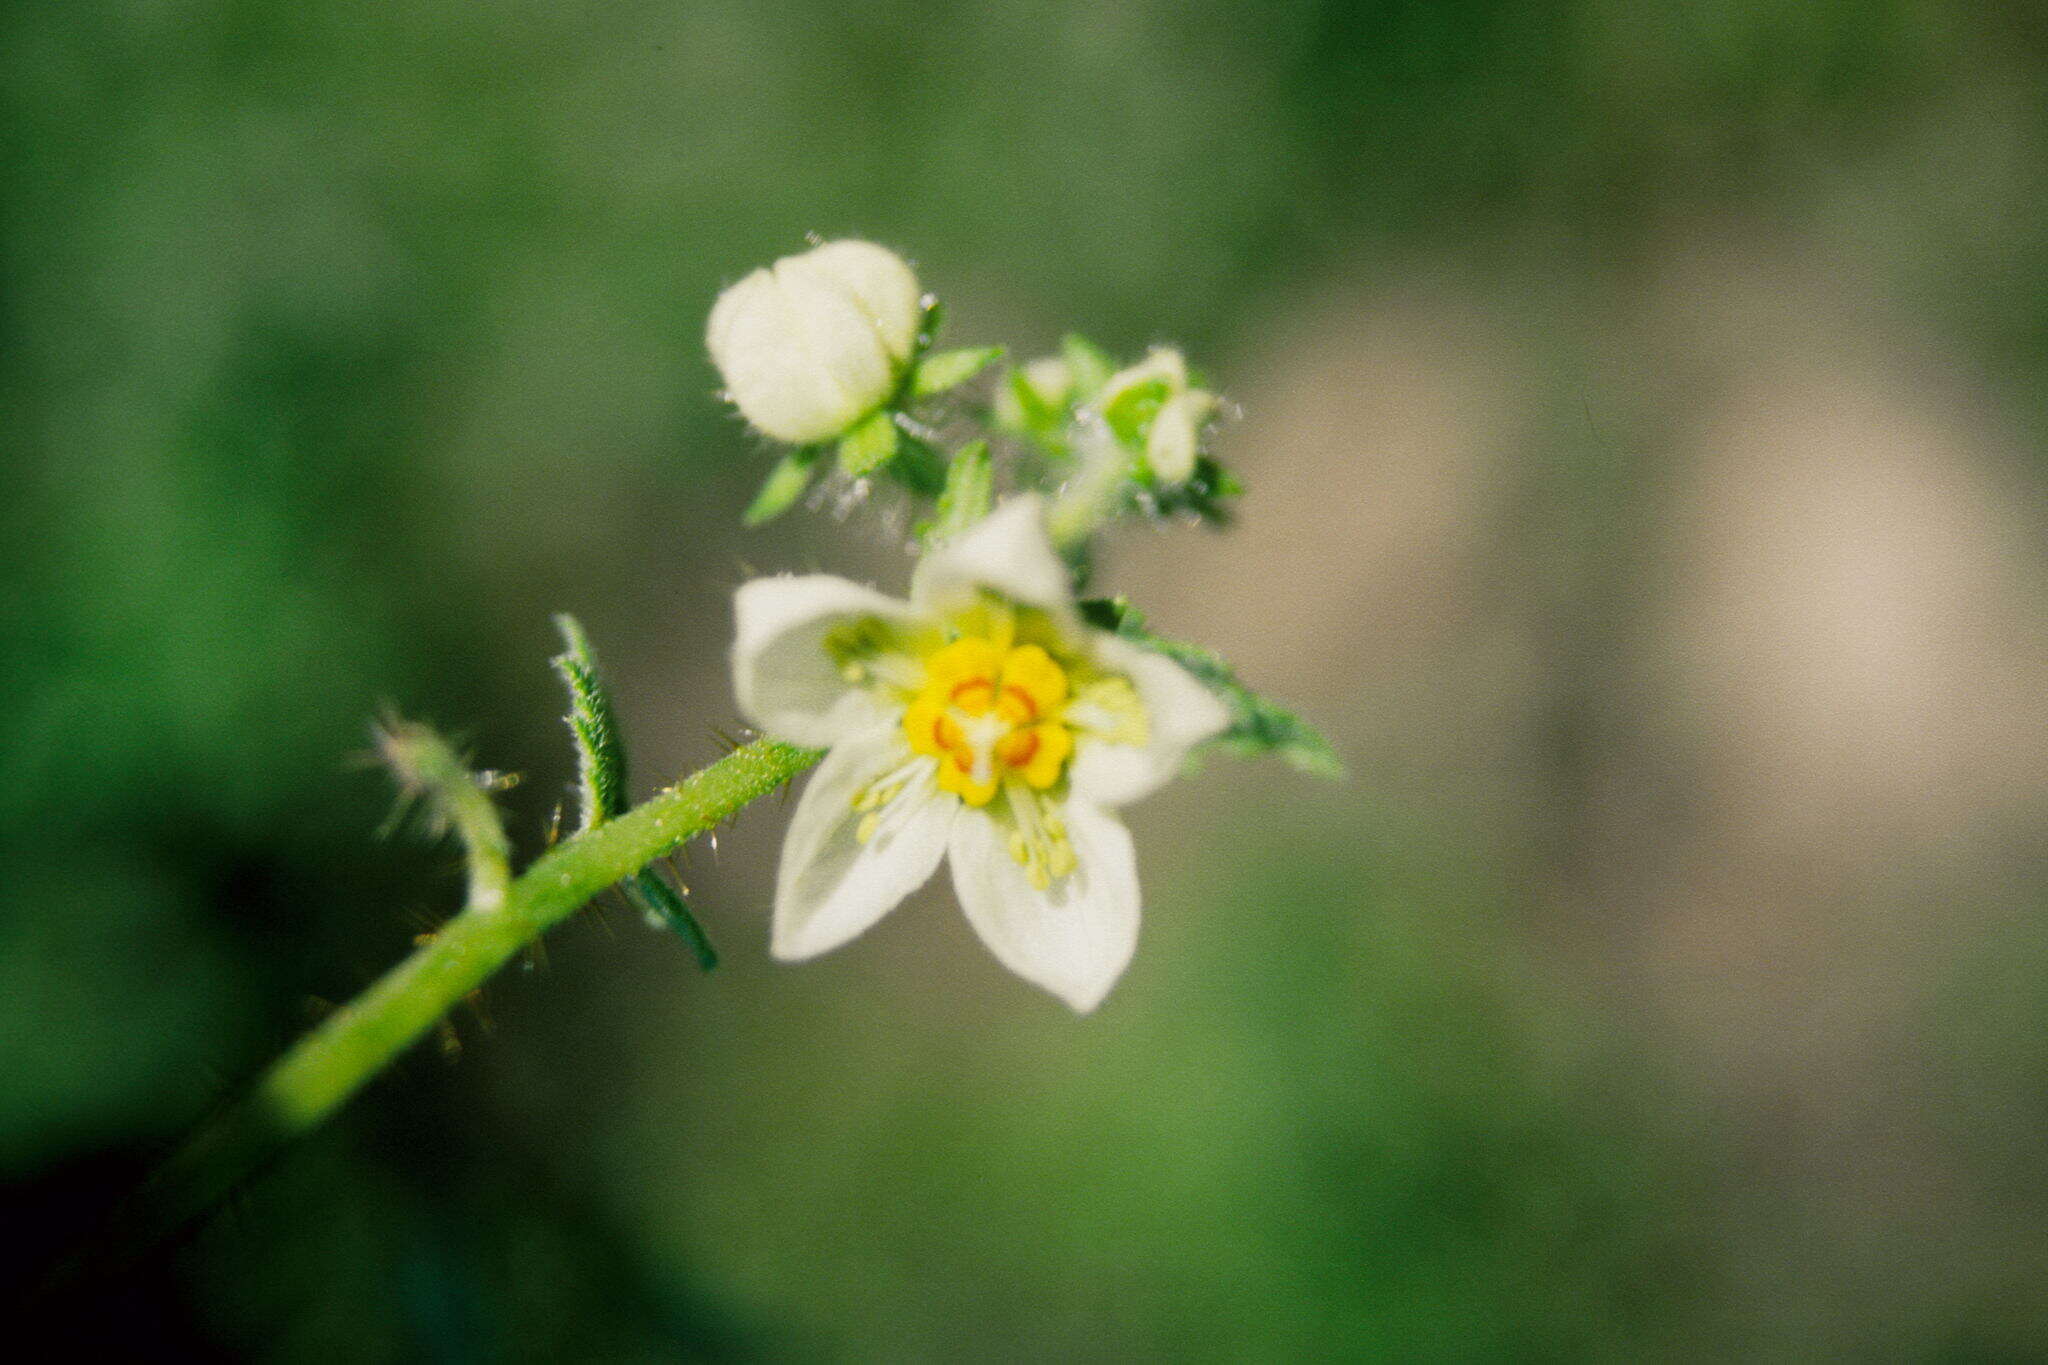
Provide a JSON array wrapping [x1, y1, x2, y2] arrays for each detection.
[[706, 239, 924, 444], [731, 496, 1228, 1011], [1098, 346, 1217, 483]]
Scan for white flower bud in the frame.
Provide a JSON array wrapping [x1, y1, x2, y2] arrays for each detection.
[[1146, 390, 1210, 483], [706, 239, 924, 444]]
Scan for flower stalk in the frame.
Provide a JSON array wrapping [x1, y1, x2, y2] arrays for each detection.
[[53, 738, 819, 1289], [273, 736, 818, 1125]]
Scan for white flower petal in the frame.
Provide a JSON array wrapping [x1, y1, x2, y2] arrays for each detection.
[[775, 725, 955, 961], [732, 574, 917, 747], [948, 799, 1141, 1013], [910, 495, 1073, 616], [707, 266, 866, 443], [773, 251, 895, 417], [796, 239, 922, 363], [1069, 634, 1231, 807]]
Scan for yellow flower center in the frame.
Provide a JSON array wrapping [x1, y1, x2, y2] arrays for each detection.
[[903, 635, 1074, 808]]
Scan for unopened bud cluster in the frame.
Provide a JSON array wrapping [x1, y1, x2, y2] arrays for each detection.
[[705, 238, 1234, 534]]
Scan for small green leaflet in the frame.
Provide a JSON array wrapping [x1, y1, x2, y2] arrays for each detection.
[[1078, 597, 1343, 780], [1003, 365, 1064, 436], [886, 429, 949, 496], [551, 614, 719, 968], [911, 345, 1003, 400], [836, 408, 900, 477], [551, 614, 628, 829], [744, 446, 822, 526], [1101, 376, 1170, 448], [624, 865, 717, 971]]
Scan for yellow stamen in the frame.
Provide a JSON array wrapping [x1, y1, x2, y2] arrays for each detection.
[[903, 630, 1076, 809], [873, 611, 1111, 886]]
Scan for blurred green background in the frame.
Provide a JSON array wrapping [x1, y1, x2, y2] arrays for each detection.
[[7, 1, 2048, 1357]]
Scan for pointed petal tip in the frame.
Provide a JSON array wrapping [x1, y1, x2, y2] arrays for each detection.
[[768, 923, 826, 962], [947, 801, 1140, 1016], [912, 493, 1072, 615], [1051, 976, 1118, 1014]]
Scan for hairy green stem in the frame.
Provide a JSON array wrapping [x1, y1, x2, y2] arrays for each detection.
[[381, 720, 515, 913], [44, 738, 821, 1294]]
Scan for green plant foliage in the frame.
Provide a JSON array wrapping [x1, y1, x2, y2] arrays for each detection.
[[885, 429, 950, 496], [550, 616, 629, 831], [624, 865, 718, 971], [10, 1, 2043, 1356], [1144, 454, 1240, 526], [551, 615, 716, 967], [1058, 333, 1115, 399], [911, 345, 1003, 399], [743, 447, 823, 526], [835, 409, 900, 477]]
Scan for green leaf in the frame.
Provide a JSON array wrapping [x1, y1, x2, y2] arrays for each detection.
[[551, 616, 721, 967], [550, 614, 628, 829], [1078, 598, 1343, 779], [920, 439, 992, 544], [911, 345, 1003, 399], [623, 867, 718, 971], [743, 446, 821, 526], [836, 409, 899, 477], [373, 714, 515, 909]]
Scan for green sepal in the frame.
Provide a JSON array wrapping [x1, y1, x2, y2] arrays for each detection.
[[911, 345, 1003, 400], [836, 409, 900, 477], [743, 446, 822, 526], [918, 439, 992, 545], [1078, 596, 1342, 779], [550, 614, 629, 829], [1145, 454, 1241, 526], [623, 866, 718, 971], [1077, 595, 1143, 634], [886, 428, 949, 496]]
